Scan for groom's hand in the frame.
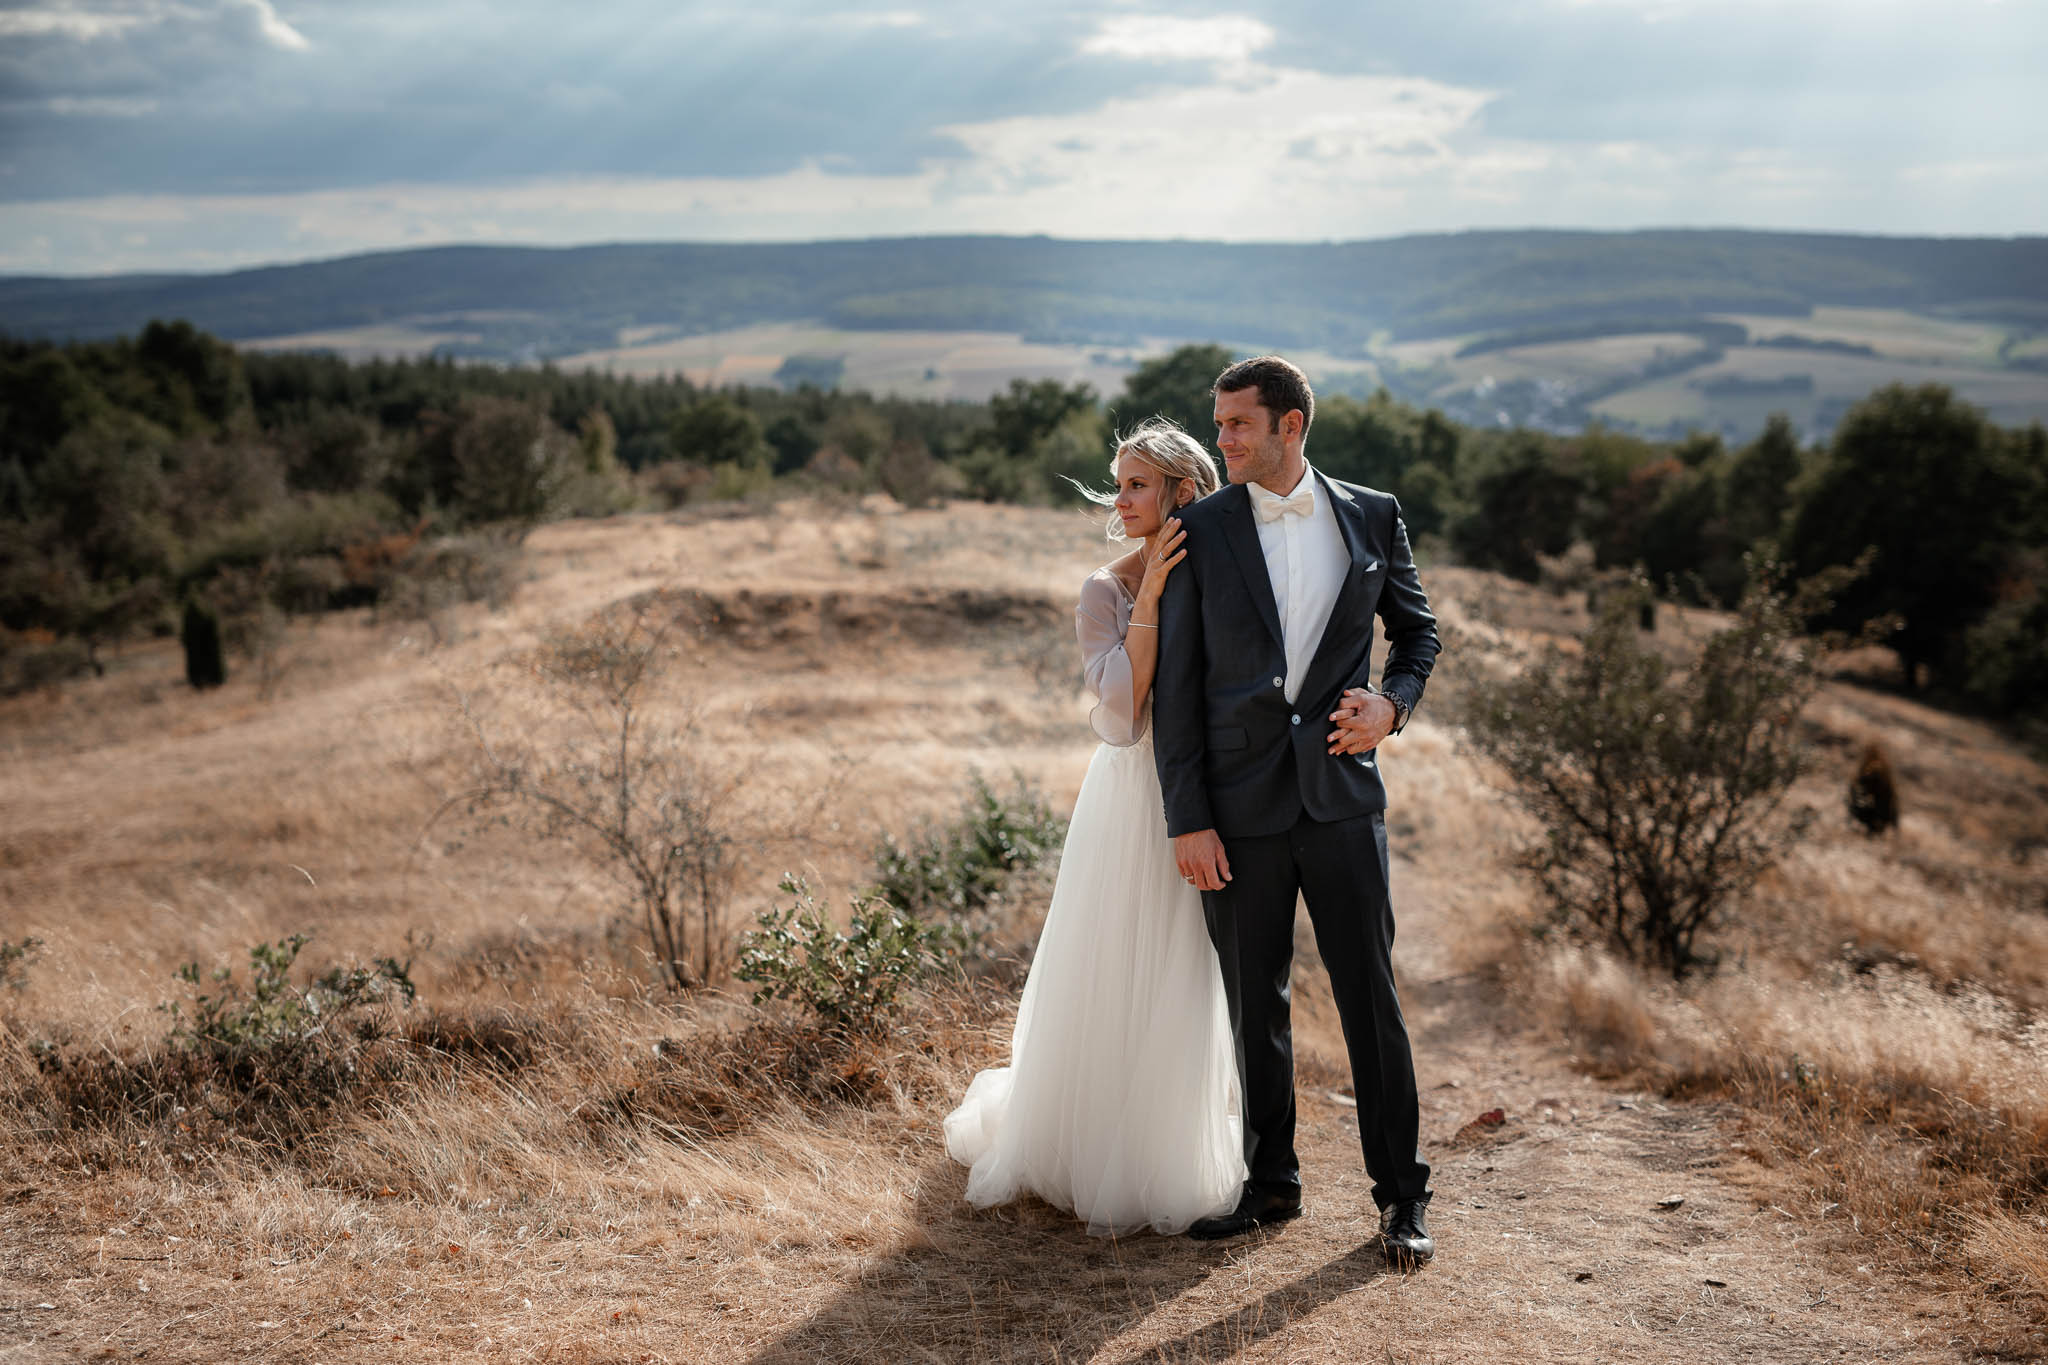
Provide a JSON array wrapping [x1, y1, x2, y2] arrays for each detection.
[[1328, 687, 1396, 755], [1175, 830, 1231, 892]]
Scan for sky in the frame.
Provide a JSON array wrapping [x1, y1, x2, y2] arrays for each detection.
[[0, 0, 2043, 276]]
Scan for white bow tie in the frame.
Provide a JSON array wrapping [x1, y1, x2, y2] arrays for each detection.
[[1252, 480, 1315, 524]]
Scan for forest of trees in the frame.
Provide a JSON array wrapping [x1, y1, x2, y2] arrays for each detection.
[[3, 322, 2043, 729]]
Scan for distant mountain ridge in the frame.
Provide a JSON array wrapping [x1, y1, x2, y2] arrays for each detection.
[[4, 230, 2046, 357]]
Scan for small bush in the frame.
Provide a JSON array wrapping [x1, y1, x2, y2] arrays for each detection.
[[382, 533, 522, 635], [1460, 560, 1854, 976], [0, 937, 40, 990], [735, 876, 975, 1034], [163, 933, 416, 1069], [7, 935, 423, 1161], [1962, 579, 2048, 722], [873, 439, 950, 509], [455, 595, 756, 991], [868, 772, 1064, 933], [0, 632, 94, 697]]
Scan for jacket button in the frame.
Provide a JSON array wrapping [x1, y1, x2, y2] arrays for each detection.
[[1273, 676, 1284, 688], [1290, 714, 1301, 726]]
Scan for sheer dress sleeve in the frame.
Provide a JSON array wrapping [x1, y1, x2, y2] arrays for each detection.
[[1077, 572, 1147, 747]]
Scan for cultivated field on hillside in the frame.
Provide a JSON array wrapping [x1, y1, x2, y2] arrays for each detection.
[[1381, 306, 2046, 436], [1, 502, 2043, 1362], [243, 300, 2046, 440]]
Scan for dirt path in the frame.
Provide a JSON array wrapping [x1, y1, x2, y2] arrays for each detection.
[[735, 850, 1976, 1364]]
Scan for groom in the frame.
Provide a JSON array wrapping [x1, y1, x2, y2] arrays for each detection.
[[1153, 356, 1439, 1262]]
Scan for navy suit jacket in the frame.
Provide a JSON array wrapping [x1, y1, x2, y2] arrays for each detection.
[[1152, 473, 1440, 840]]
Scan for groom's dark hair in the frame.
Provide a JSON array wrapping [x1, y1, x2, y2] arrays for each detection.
[[1213, 356, 1314, 438]]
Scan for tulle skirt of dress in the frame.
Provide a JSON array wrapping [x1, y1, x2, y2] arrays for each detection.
[[943, 735, 1245, 1236]]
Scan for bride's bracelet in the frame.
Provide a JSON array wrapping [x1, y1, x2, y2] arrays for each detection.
[[1127, 621, 1157, 630]]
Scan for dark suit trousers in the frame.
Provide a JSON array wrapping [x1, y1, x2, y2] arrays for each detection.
[[1202, 810, 1431, 1211]]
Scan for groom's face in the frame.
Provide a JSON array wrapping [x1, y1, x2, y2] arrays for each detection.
[[1213, 387, 1295, 488]]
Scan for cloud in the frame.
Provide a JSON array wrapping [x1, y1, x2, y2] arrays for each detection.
[[1079, 13, 1276, 62], [236, 0, 309, 51], [44, 93, 158, 114], [831, 9, 924, 28], [933, 61, 1498, 236], [0, 0, 2042, 273], [0, 1, 307, 50], [0, 7, 149, 39]]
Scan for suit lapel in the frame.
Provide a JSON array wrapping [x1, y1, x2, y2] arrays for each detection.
[[1322, 472, 1373, 580], [1299, 474, 1377, 698], [1217, 486, 1285, 651]]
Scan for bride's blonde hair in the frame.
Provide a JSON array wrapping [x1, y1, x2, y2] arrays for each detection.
[[1077, 416, 1221, 542]]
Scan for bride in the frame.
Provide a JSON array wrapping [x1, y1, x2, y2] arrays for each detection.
[[943, 417, 1245, 1236]]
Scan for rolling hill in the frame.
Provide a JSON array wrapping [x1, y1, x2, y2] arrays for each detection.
[[5, 230, 2046, 354], [5, 230, 2045, 440]]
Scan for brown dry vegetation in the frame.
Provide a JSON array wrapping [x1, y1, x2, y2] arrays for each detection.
[[0, 501, 2043, 1362]]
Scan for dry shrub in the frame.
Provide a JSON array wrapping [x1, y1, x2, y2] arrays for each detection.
[[0, 993, 561, 1174], [1460, 564, 1847, 976], [380, 532, 523, 644], [0, 629, 97, 696], [594, 972, 1012, 1147], [450, 594, 771, 991], [639, 459, 713, 509]]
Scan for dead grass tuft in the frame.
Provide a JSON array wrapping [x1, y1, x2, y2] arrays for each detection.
[[1966, 1209, 2048, 1314]]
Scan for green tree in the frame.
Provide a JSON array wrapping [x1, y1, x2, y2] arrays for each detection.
[[1115, 343, 1234, 444], [988, 378, 1096, 459], [576, 407, 618, 474], [1453, 435, 1586, 581], [1313, 390, 1420, 490], [0, 349, 106, 470], [284, 408, 388, 495], [452, 396, 570, 533], [669, 394, 769, 468], [132, 319, 251, 435], [763, 412, 821, 476], [1787, 384, 2034, 688], [1722, 413, 1804, 551]]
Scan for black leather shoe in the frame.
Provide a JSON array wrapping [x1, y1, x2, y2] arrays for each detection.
[[1188, 1188, 1303, 1240], [1380, 1199, 1434, 1266]]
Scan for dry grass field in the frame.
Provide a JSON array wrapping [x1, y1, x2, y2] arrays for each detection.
[[1, 501, 2044, 1362]]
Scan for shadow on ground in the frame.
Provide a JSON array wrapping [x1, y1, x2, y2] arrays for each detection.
[[748, 1157, 1394, 1363]]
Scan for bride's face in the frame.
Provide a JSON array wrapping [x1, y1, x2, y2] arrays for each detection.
[[1112, 454, 1184, 540]]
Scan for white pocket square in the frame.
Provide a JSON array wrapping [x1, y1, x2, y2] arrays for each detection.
[[1362, 559, 1382, 573]]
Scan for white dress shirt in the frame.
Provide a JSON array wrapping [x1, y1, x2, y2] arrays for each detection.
[[1247, 465, 1348, 704]]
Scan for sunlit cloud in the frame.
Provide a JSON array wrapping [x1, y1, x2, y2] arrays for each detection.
[[0, 1, 308, 48], [0, 7, 147, 40], [832, 9, 925, 28], [237, 0, 308, 52], [1079, 13, 1276, 62]]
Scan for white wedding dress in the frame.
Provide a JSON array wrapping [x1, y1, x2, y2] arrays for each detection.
[[943, 567, 1245, 1236]]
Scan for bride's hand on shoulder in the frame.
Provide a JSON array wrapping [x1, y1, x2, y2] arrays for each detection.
[[1136, 519, 1186, 606]]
